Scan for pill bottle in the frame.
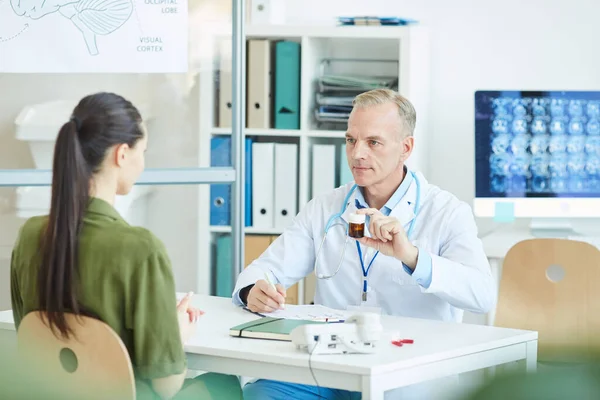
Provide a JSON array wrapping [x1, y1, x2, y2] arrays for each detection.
[[348, 213, 366, 238]]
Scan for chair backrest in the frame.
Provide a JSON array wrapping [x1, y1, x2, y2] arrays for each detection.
[[16, 311, 135, 400], [495, 238, 600, 362]]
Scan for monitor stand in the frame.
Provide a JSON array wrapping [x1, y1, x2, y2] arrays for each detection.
[[529, 218, 576, 238]]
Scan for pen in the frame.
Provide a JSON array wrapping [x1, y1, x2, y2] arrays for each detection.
[[264, 272, 276, 291], [313, 318, 345, 323], [264, 272, 285, 309]]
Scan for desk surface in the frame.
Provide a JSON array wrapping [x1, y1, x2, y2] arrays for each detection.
[[482, 227, 533, 259], [186, 296, 537, 377], [481, 225, 600, 259], [0, 295, 537, 377]]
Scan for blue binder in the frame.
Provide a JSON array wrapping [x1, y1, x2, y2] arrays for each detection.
[[210, 136, 254, 227], [274, 41, 301, 129], [210, 137, 231, 225]]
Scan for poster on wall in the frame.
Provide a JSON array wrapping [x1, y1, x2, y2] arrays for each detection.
[[0, 0, 188, 73]]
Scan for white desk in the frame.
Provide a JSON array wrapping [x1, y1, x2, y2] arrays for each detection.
[[482, 223, 600, 262], [482, 227, 534, 260], [0, 295, 537, 399]]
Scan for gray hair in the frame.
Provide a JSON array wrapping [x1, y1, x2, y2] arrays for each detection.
[[352, 89, 417, 136]]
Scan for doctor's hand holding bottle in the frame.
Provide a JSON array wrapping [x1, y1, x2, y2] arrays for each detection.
[[354, 208, 420, 271]]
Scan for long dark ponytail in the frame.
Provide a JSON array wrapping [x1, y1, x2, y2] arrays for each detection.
[[38, 92, 144, 338]]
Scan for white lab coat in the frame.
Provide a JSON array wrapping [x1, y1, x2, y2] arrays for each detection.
[[233, 170, 496, 322]]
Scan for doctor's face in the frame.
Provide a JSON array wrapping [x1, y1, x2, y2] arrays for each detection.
[[345, 103, 413, 187]]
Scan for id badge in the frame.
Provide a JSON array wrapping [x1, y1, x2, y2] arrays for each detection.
[[348, 286, 382, 315]]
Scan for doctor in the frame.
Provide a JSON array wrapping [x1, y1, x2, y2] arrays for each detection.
[[233, 88, 496, 399]]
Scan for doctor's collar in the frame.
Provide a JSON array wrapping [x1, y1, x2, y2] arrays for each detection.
[[353, 170, 414, 211], [355, 199, 366, 209]]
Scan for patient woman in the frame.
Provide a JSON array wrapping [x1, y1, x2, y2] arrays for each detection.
[[10, 92, 241, 400]]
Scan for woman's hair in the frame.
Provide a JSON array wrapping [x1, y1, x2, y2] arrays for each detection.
[[39, 92, 144, 338]]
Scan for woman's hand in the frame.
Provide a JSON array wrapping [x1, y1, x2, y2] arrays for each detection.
[[354, 208, 419, 270], [176, 292, 204, 344]]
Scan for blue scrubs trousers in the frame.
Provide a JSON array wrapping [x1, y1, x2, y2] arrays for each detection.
[[243, 379, 361, 400]]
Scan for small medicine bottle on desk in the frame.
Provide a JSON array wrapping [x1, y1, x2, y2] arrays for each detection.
[[348, 213, 366, 238]]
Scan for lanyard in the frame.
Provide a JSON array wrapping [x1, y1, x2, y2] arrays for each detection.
[[356, 241, 379, 301]]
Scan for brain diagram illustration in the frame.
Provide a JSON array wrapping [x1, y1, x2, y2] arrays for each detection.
[[9, 0, 133, 55]]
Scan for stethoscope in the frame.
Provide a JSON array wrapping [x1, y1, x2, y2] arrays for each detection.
[[314, 171, 421, 282]]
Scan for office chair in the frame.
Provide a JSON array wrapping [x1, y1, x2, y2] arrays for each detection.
[[495, 238, 600, 363], [17, 311, 135, 400]]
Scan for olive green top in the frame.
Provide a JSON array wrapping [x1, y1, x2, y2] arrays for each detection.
[[10, 197, 186, 388]]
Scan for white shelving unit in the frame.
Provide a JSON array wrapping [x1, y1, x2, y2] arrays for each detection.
[[197, 24, 430, 303]]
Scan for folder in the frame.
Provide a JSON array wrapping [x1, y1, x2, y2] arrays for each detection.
[[274, 41, 301, 129], [244, 235, 272, 268], [218, 38, 232, 127], [210, 137, 253, 227], [229, 317, 324, 341], [210, 137, 231, 225], [247, 39, 272, 129], [338, 143, 354, 186], [274, 143, 298, 229], [286, 281, 299, 305], [252, 142, 275, 228], [243, 235, 300, 305], [311, 144, 336, 199], [215, 234, 233, 297]]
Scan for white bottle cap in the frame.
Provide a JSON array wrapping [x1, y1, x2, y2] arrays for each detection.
[[348, 213, 366, 224]]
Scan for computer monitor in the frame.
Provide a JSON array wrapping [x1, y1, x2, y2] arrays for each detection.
[[473, 90, 600, 236]]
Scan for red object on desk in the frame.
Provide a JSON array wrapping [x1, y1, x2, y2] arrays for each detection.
[[391, 339, 414, 347]]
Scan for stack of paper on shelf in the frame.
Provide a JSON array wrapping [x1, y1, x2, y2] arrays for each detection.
[[314, 72, 398, 128]]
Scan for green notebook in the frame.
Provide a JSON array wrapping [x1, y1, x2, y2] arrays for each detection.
[[229, 317, 325, 341]]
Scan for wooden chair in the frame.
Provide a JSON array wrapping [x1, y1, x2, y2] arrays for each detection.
[[495, 238, 600, 363], [16, 311, 135, 400]]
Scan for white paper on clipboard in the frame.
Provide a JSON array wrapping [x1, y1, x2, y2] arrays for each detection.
[[256, 304, 349, 321]]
